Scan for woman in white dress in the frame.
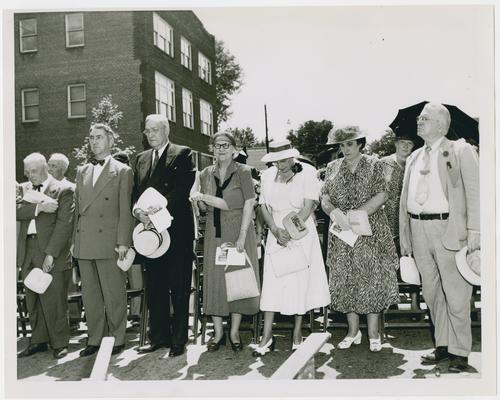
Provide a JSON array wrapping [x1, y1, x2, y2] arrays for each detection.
[[253, 140, 330, 356]]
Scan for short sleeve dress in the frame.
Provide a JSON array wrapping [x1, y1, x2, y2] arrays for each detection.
[[321, 155, 399, 314], [200, 161, 260, 316], [259, 163, 330, 315]]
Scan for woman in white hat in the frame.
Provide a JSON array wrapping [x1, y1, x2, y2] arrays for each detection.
[[320, 126, 399, 352], [190, 132, 260, 352], [253, 140, 330, 356]]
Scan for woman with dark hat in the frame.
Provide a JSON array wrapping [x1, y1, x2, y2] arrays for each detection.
[[320, 126, 399, 352], [190, 132, 260, 352], [253, 140, 330, 356]]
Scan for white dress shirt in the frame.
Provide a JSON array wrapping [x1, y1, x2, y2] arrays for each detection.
[[407, 136, 449, 214], [27, 176, 52, 235], [92, 155, 112, 186]]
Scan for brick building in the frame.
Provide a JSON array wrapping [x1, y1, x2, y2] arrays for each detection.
[[14, 10, 217, 180]]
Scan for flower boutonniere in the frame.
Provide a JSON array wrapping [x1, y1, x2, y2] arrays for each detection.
[[290, 162, 303, 174]]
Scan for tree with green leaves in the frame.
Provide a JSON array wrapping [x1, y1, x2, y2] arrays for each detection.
[[366, 129, 396, 157], [215, 40, 244, 125], [286, 120, 333, 164], [225, 127, 257, 148], [73, 95, 135, 165]]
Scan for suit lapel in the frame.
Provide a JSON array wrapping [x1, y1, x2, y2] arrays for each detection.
[[81, 159, 117, 213], [138, 149, 153, 182], [437, 138, 451, 196], [149, 143, 175, 182]]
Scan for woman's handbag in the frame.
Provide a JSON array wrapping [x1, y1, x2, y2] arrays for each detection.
[[219, 243, 260, 302], [266, 241, 309, 278]]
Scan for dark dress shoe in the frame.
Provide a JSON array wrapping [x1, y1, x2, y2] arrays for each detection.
[[168, 344, 185, 357], [228, 335, 243, 352], [18, 343, 48, 358], [137, 343, 168, 354], [79, 345, 99, 357], [112, 345, 125, 355], [421, 346, 449, 365], [207, 333, 226, 352], [53, 347, 68, 359], [448, 355, 469, 373]]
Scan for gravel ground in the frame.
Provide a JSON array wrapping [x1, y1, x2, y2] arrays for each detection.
[[17, 324, 481, 381]]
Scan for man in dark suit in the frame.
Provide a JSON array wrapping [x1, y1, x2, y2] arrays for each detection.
[[73, 123, 135, 357], [17, 153, 74, 359], [133, 114, 195, 357]]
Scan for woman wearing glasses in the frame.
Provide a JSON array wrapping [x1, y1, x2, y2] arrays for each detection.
[[190, 132, 260, 352]]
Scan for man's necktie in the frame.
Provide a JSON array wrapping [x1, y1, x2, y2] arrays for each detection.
[[90, 158, 105, 166], [213, 173, 234, 238], [33, 184, 42, 192], [150, 150, 159, 177], [415, 145, 432, 205]]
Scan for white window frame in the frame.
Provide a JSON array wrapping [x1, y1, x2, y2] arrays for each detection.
[[191, 150, 199, 170], [19, 18, 38, 53], [182, 88, 194, 129], [180, 36, 192, 70], [155, 71, 176, 122], [153, 12, 174, 57], [65, 13, 85, 48], [198, 52, 212, 84], [21, 88, 40, 122], [199, 99, 213, 136], [200, 152, 215, 169], [67, 84, 86, 118]]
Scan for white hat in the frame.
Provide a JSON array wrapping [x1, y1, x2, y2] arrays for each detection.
[[133, 224, 171, 258], [456, 247, 481, 286], [24, 268, 53, 294], [400, 256, 421, 285], [261, 140, 300, 163], [116, 248, 136, 271]]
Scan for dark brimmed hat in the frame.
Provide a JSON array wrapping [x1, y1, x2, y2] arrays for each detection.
[[327, 126, 366, 145]]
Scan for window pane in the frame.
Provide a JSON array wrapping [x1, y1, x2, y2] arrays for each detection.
[[67, 14, 83, 30], [20, 19, 37, 35], [24, 90, 39, 105], [25, 106, 39, 121], [68, 31, 84, 46], [22, 37, 37, 51], [70, 101, 85, 117], [69, 85, 85, 101]]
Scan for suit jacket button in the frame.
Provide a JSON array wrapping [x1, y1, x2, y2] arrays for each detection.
[[76, 229, 79, 232], [105, 197, 109, 200], [100, 214, 103, 218], [99, 229, 102, 232]]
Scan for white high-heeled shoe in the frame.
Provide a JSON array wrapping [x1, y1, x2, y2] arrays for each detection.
[[369, 336, 382, 352], [337, 331, 362, 349], [291, 338, 303, 351], [252, 336, 276, 357]]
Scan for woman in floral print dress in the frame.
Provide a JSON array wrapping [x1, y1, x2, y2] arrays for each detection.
[[321, 126, 399, 352]]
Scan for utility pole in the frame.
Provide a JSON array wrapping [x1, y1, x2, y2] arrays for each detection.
[[264, 104, 269, 153]]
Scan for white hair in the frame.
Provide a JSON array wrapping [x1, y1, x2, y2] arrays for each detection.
[[23, 152, 47, 166], [425, 103, 451, 134], [49, 153, 69, 170], [145, 114, 170, 133]]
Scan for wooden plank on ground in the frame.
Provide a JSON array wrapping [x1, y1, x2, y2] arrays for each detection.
[[89, 336, 115, 381], [270, 332, 331, 380]]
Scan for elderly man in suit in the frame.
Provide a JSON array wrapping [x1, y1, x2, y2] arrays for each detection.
[[48, 153, 73, 185], [400, 103, 480, 373], [73, 123, 134, 357], [132, 114, 195, 357], [17, 153, 74, 359]]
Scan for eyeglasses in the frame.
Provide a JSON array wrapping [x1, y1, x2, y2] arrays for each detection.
[[143, 127, 161, 135], [213, 143, 231, 150], [416, 115, 432, 123]]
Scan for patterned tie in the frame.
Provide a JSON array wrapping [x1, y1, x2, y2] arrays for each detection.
[[415, 145, 432, 205], [150, 150, 159, 177]]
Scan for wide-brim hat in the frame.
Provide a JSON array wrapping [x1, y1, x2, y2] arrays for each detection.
[[116, 248, 136, 271], [456, 247, 480, 286], [261, 140, 300, 163], [24, 267, 53, 294], [400, 256, 421, 285], [326, 126, 366, 145], [133, 224, 170, 258]]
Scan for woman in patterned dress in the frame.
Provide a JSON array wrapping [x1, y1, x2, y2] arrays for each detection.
[[320, 126, 399, 352], [191, 132, 260, 352]]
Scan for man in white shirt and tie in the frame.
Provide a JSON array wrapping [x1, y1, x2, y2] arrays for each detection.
[[399, 103, 480, 373], [17, 153, 75, 359], [72, 123, 134, 357]]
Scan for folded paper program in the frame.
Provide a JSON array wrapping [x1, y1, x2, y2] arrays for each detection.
[[215, 242, 246, 266], [23, 190, 54, 204], [347, 210, 372, 236]]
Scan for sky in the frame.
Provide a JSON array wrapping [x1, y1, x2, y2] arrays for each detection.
[[194, 5, 494, 143]]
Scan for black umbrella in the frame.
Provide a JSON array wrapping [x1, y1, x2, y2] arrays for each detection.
[[389, 101, 479, 145]]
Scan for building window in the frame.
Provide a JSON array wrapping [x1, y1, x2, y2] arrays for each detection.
[[182, 88, 194, 129], [191, 150, 199, 170], [21, 88, 39, 122], [155, 71, 176, 122], [153, 13, 173, 57], [65, 13, 84, 48], [180, 36, 192, 70], [67, 84, 86, 118], [200, 99, 213, 136], [198, 52, 212, 84], [19, 19, 37, 53]]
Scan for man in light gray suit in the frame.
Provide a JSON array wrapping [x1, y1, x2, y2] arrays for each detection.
[[400, 103, 480, 373], [73, 123, 134, 357]]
